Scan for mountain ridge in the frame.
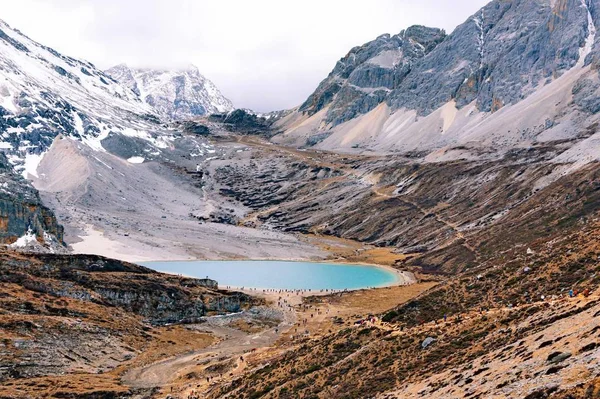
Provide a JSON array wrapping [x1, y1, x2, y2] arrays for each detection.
[[274, 0, 600, 161]]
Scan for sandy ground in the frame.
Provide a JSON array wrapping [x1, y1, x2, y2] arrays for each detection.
[[69, 224, 158, 262]]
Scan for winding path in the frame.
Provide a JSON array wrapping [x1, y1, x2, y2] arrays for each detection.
[[121, 294, 298, 389]]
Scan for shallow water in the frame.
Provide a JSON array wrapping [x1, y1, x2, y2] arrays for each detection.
[[140, 260, 400, 290]]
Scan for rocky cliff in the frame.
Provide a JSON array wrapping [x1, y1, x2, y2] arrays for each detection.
[[299, 26, 446, 126], [0, 152, 63, 249], [0, 251, 253, 324], [386, 0, 596, 114]]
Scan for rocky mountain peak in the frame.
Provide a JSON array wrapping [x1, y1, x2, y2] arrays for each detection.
[[299, 25, 445, 125], [401, 25, 447, 51], [0, 18, 162, 179], [386, 0, 598, 115]]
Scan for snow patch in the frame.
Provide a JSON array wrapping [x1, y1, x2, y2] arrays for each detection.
[[119, 127, 173, 149], [0, 91, 16, 113], [9, 228, 37, 248], [72, 111, 84, 135], [473, 9, 486, 68], [6, 127, 25, 134], [92, 155, 113, 170], [127, 156, 145, 164], [578, 0, 596, 67], [22, 151, 46, 179], [80, 123, 109, 152]]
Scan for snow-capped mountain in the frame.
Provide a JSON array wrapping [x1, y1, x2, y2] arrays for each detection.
[[105, 64, 233, 120], [0, 18, 228, 249], [0, 18, 172, 178]]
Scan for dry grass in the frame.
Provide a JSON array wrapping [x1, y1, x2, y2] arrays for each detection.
[[123, 325, 215, 368], [0, 374, 128, 398], [326, 282, 438, 315], [343, 247, 413, 266], [302, 233, 413, 267]]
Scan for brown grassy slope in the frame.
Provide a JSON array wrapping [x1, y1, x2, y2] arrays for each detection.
[[392, 162, 600, 326], [207, 163, 600, 399], [0, 251, 256, 398]]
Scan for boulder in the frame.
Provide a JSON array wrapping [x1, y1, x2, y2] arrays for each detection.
[[421, 337, 436, 349]]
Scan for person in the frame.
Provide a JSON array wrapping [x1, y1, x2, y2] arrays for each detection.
[[569, 289, 574, 298]]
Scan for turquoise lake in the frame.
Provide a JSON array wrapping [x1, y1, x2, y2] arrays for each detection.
[[141, 260, 400, 290]]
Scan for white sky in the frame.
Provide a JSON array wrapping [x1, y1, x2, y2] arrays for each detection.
[[1, 0, 489, 112]]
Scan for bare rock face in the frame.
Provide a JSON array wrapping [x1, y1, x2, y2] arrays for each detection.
[[0, 153, 63, 248], [388, 0, 596, 114], [300, 26, 446, 126], [209, 109, 272, 135]]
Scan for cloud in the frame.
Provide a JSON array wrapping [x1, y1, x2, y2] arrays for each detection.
[[1, 0, 489, 111]]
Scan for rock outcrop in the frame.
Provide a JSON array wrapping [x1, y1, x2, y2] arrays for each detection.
[[209, 109, 273, 135], [0, 153, 63, 248], [0, 252, 253, 324]]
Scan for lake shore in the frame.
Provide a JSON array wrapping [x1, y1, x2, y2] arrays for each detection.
[[142, 259, 416, 293]]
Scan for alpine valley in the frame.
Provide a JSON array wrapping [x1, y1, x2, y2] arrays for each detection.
[[3, 1, 600, 398]]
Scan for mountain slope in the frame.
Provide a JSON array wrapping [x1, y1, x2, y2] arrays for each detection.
[[106, 64, 233, 120], [0, 18, 174, 180], [275, 0, 600, 160], [0, 19, 217, 249]]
